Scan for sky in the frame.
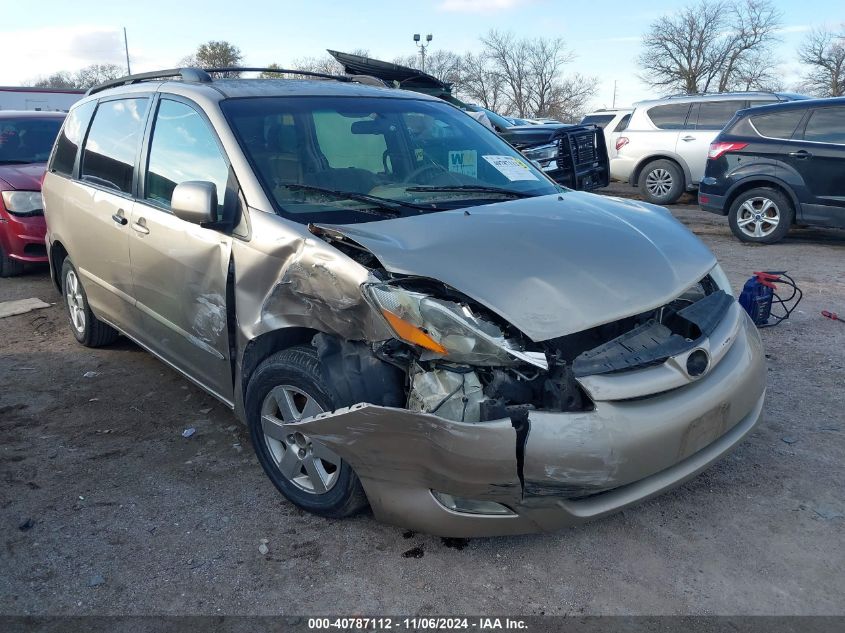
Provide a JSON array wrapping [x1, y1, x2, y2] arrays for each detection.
[[1, 0, 842, 111]]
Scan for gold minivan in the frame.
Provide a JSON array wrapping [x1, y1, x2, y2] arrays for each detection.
[[43, 69, 766, 537]]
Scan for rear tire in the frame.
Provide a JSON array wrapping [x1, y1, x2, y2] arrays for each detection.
[[61, 258, 120, 347], [728, 187, 793, 244], [245, 345, 369, 519], [0, 247, 25, 277], [639, 159, 684, 205]]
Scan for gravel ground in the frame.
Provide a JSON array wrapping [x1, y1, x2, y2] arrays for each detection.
[[1, 188, 844, 616]]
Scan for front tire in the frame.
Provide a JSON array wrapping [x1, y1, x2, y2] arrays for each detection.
[[245, 345, 368, 519], [639, 159, 684, 205], [0, 246, 25, 277], [61, 258, 120, 347], [728, 187, 793, 244]]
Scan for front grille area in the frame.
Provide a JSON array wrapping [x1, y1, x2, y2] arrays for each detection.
[[573, 132, 597, 165]]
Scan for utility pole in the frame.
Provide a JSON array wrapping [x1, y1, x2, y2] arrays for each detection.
[[413, 33, 433, 73], [123, 27, 131, 75], [612, 80, 617, 109]]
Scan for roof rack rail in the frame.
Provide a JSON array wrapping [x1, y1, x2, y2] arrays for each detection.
[[662, 90, 784, 99], [85, 66, 355, 97], [201, 67, 352, 82], [86, 68, 212, 96]]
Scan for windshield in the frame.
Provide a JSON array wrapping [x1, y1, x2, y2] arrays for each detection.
[[221, 96, 560, 224], [0, 117, 63, 164]]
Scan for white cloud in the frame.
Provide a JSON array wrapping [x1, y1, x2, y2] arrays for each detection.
[[0, 25, 172, 85], [776, 25, 812, 35], [437, 0, 533, 13]]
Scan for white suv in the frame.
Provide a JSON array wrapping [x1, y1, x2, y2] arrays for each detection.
[[609, 92, 806, 204]]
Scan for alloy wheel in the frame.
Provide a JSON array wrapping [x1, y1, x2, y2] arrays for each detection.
[[736, 197, 780, 238], [260, 386, 340, 494], [65, 269, 86, 334], [645, 168, 674, 197]]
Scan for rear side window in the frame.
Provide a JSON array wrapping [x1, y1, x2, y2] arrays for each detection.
[[50, 101, 96, 177], [145, 99, 229, 213], [81, 98, 150, 194], [750, 110, 805, 139], [613, 113, 631, 132], [580, 114, 615, 128], [803, 107, 845, 144], [647, 104, 691, 130], [695, 100, 746, 130]]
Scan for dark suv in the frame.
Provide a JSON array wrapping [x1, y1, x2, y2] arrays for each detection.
[[699, 97, 845, 243]]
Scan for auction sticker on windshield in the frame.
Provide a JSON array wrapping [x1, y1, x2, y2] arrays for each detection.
[[482, 155, 538, 181], [449, 150, 478, 178]]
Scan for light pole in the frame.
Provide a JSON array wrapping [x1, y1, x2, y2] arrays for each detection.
[[413, 33, 433, 73]]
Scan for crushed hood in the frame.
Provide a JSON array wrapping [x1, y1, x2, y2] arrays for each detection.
[[319, 192, 717, 341], [0, 162, 46, 190]]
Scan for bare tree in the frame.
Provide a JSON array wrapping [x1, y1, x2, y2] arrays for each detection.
[[545, 74, 600, 122], [481, 31, 533, 117], [459, 52, 506, 111], [479, 30, 595, 121], [27, 64, 124, 89], [639, 0, 781, 94], [74, 64, 124, 88], [30, 71, 77, 89], [798, 27, 845, 97], [292, 49, 370, 77]]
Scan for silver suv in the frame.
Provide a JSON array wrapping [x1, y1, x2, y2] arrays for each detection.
[[610, 92, 807, 204], [42, 68, 765, 537]]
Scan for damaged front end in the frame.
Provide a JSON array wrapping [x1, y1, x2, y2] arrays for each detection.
[[280, 226, 766, 536]]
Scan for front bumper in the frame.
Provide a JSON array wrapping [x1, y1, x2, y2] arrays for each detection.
[[287, 312, 766, 537], [0, 210, 47, 262]]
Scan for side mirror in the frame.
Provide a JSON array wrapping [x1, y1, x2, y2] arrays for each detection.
[[171, 181, 217, 225]]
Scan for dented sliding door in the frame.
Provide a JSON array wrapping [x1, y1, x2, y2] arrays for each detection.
[[128, 201, 234, 402]]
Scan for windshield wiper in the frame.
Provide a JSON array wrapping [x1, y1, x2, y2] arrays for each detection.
[[282, 183, 432, 216], [0, 160, 32, 165], [404, 185, 535, 199]]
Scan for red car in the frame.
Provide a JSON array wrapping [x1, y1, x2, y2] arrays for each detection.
[[0, 111, 65, 276]]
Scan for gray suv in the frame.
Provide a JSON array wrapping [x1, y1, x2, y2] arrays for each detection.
[[42, 68, 766, 537], [610, 92, 808, 204]]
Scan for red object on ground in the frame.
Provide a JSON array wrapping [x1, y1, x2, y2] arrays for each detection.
[[822, 310, 844, 324]]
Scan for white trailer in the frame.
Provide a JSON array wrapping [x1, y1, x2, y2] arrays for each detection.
[[0, 87, 84, 112]]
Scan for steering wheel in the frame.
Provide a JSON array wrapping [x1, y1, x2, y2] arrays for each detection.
[[403, 163, 454, 184]]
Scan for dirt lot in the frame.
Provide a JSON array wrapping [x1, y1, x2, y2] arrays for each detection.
[[1, 190, 844, 616]]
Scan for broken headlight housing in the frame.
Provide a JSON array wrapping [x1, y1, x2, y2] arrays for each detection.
[[1, 191, 43, 216], [366, 282, 546, 368], [709, 263, 733, 297]]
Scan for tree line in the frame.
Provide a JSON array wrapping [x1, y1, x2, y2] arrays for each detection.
[[25, 1, 845, 120], [638, 0, 844, 98]]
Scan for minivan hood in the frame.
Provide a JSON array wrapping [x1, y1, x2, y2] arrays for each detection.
[[0, 162, 46, 191], [319, 192, 717, 341]]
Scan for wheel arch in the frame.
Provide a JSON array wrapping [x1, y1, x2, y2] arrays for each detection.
[[237, 326, 321, 419], [49, 239, 69, 294], [724, 178, 799, 223], [631, 154, 690, 188]]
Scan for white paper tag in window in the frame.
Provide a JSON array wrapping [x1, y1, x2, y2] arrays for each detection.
[[448, 150, 478, 178], [482, 155, 538, 181]]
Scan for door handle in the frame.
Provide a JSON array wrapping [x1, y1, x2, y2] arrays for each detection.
[[111, 213, 128, 226], [131, 218, 150, 235], [681, 136, 696, 142], [788, 150, 812, 159]]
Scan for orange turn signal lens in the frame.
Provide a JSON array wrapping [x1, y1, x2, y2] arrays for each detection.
[[381, 309, 448, 354]]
